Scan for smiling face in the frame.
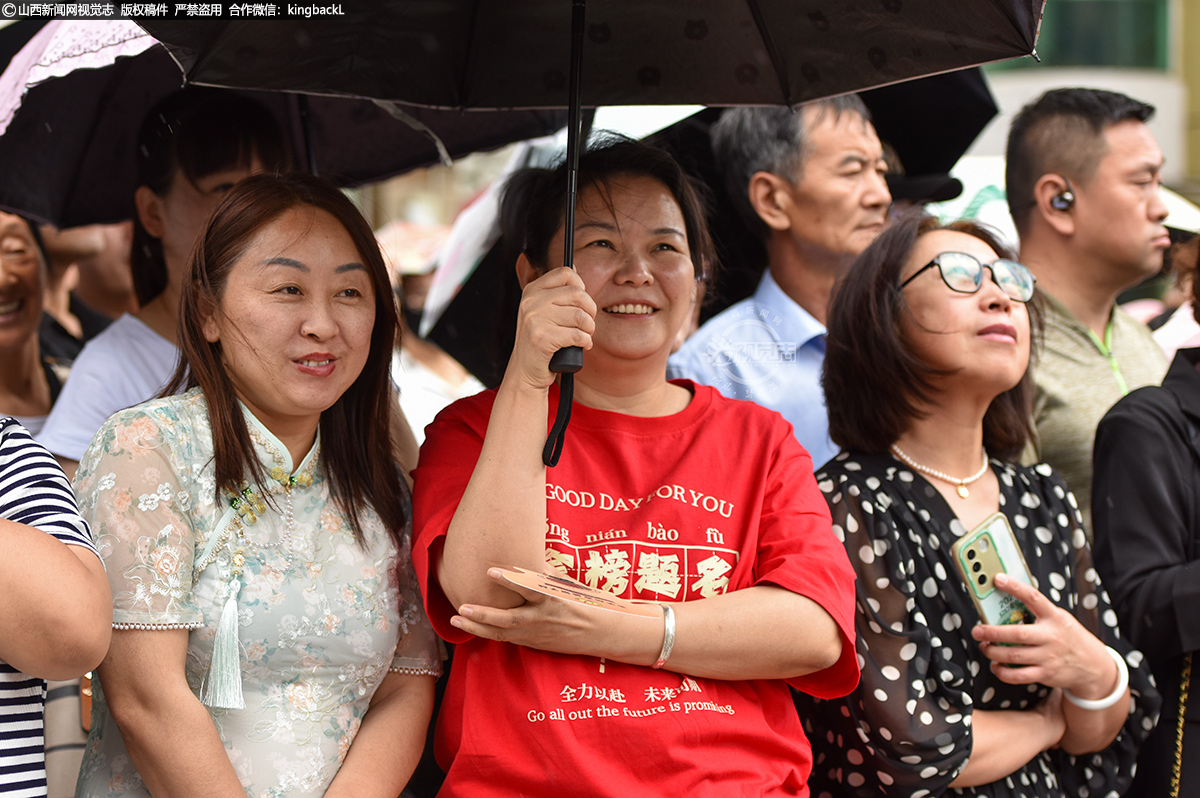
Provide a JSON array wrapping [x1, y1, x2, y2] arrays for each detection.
[[542, 174, 696, 370], [201, 205, 376, 439], [899, 229, 1031, 396], [0, 213, 43, 353]]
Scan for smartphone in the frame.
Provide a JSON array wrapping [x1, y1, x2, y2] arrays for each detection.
[[950, 512, 1036, 627]]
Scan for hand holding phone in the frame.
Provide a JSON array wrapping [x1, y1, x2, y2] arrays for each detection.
[[954, 516, 1120, 701], [951, 513, 1036, 628]]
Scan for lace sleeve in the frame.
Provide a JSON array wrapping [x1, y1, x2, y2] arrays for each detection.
[[74, 405, 203, 630], [390, 526, 443, 677]]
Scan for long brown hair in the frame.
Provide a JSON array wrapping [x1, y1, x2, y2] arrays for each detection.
[[164, 173, 407, 544]]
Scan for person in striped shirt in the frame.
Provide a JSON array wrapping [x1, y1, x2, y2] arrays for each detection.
[[0, 418, 109, 797]]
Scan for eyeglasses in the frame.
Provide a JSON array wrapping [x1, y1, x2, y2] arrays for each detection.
[[900, 251, 1035, 303]]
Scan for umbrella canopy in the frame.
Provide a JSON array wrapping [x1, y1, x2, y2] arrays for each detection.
[[141, 2, 1042, 110], [860, 67, 998, 176], [141, 4, 1038, 332], [0, 21, 568, 227], [144, 1, 1044, 461]]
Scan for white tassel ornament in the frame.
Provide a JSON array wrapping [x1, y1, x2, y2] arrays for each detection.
[[201, 577, 245, 710]]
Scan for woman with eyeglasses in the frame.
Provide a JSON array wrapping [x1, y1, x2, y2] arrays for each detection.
[[794, 214, 1156, 797]]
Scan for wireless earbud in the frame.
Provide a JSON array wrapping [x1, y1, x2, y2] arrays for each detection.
[[1050, 179, 1075, 211]]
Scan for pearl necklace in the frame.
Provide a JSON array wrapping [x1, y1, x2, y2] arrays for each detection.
[[889, 444, 990, 499]]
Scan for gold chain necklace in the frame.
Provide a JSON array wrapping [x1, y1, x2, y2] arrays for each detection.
[[889, 444, 989, 499]]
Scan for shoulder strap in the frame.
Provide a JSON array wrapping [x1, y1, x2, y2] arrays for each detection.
[[1158, 384, 1200, 794]]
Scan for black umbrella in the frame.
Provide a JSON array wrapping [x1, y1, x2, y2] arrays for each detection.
[[143, 0, 1044, 463], [143, 4, 1042, 111], [865, 67, 998, 204], [0, 23, 568, 228], [861, 67, 998, 176], [0, 20, 48, 65]]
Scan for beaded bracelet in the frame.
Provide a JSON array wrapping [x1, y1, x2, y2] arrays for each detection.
[[652, 604, 676, 670], [1063, 645, 1129, 711]]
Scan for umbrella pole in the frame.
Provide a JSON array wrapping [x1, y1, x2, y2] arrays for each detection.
[[543, 0, 587, 467], [297, 94, 319, 176]]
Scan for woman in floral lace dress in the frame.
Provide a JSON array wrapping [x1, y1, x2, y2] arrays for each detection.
[[72, 173, 440, 798]]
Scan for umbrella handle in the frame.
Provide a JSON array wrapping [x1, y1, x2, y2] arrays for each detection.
[[544, 343, 580, 469], [549, 345, 583, 373]]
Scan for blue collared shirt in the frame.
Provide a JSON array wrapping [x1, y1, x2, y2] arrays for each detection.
[[669, 271, 835, 468]]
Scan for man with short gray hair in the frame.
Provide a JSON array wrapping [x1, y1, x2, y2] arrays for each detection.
[[669, 98, 890, 467]]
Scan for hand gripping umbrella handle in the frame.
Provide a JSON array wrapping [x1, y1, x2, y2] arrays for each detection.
[[549, 346, 583, 373]]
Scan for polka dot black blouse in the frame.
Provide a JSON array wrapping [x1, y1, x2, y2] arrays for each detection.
[[796, 452, 1159, 797]]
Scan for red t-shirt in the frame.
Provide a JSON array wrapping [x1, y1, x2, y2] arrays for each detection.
[[413, 381, 858, 797]]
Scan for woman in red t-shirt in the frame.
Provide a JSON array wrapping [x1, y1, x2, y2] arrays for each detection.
[[411, 138, 860, 796]]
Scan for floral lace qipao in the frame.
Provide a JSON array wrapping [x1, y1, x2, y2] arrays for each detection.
[[73, 389, 440, 798]]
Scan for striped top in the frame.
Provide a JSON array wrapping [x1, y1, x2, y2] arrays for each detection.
[[0, 417, 96, 797]]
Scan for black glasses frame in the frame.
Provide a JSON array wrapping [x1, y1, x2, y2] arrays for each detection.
[[900, 251, 1036, 303]]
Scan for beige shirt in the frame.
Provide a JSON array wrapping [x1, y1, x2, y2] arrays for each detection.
[[1029, 292, 1168, 535]]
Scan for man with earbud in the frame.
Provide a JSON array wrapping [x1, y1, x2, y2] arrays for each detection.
[[1006, 87, 1170, 534]]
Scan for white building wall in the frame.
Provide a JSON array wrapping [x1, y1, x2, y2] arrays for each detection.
[[966, 68, 1187, 185]]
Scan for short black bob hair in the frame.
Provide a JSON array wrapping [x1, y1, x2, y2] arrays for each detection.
[[823, 213, 1041, 461], [500, 135, 717, 291], [132, 88, 290, 306]]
